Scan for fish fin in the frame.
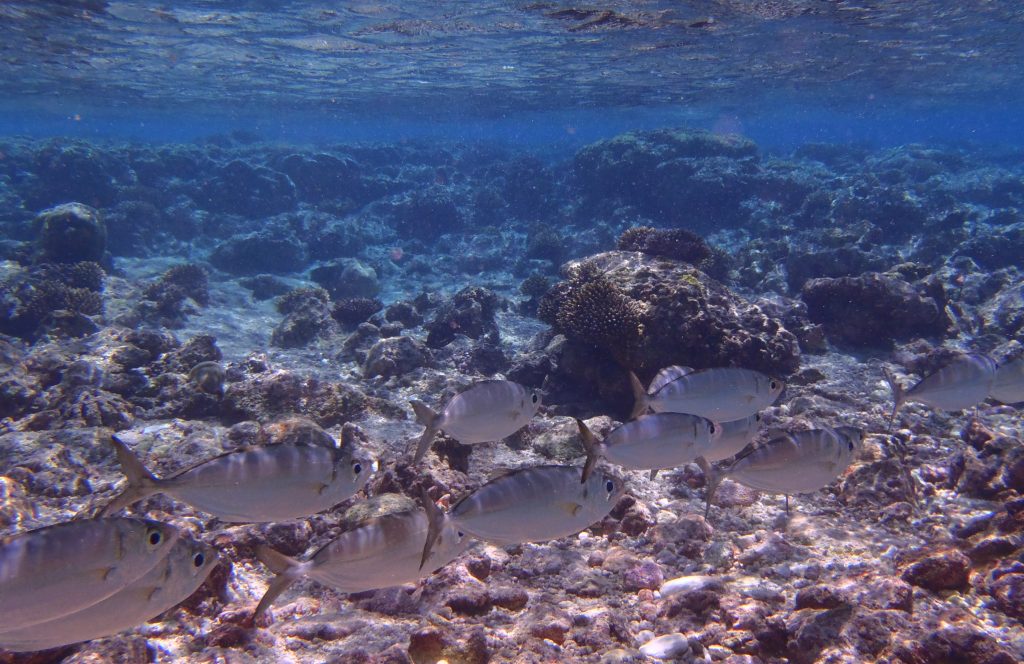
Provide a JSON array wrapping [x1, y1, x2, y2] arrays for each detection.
[[253, 545, 302, 622], [410, 400, 440, 464], [576, 419, 601, 484], [559, 501, 583, 517], [629, 372, 650, 420], [695, 456, 721, 520], [100, 435, 162, 517], [649, 468, 659, 481], [418, 487, 445, 571], [882, 367, 904, 433], [101, 565, 116, 581]]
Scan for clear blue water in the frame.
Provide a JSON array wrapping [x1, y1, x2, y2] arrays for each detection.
[[1, 0, 1022, 148]]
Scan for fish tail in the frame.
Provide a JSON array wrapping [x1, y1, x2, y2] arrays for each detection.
[[253, 545, 302, 621], [575, 418, 602, 484], [410, 400, 440, 464], [418, 486, 445, 571], [695, 456, 721, 520], [882, 368, 904, 432], [100, 434, 162, 516], [629, 371, 650, 420]]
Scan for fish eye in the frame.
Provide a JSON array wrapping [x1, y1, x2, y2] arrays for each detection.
[[770, 380, 779, 390], [709, 423, 716, 434], [532, 392, 539, 404], [353, 462, 363, 474], [148, 530, 162, 546], [848, 440, 854, 452], [755, 413, 762, 422], [604, 479, 614, 494], [193, 552, 205, 567], [457, 531, 465, 538]]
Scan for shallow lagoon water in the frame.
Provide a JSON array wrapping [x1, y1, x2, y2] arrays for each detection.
[[1, 1, 1024, 663]]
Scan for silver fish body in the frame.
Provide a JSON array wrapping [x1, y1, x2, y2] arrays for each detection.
[[0, 518, 178, 632], [704, 413, 763, 463], [0, 536, 217, 652], [254, 507, 468, 619], [103, 436, 374, 523], [723, 426, 864, 494], [577, 414, 718, 481], [411, 379, 541, 463], [450, 465, 623, 545], [887, 353, 997, 415], [991, 356, 1024, 404], [632, 367, 784, 421]]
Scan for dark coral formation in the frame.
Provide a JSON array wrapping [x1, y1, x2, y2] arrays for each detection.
[[801, 272, 951, 349], [425, 286, 501, 348], [538, 251, 800, 412], [137, 263, 209, 328], [617, 226, 711, 265], [0, 262, 105, 341], [271, 287, 338, 348], [332, 297, 383, 329], [34, 202, 107, 264]]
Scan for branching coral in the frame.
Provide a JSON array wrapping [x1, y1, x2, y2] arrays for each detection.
[[617, 226, 712, 265]]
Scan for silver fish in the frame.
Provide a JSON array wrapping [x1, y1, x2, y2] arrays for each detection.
[[411, 379, 541, 463], [699, 426, 864, 517], [102, 434, 375, 523], [421, 465, 623, 567], [576, 414, 719, 482], [0, 518, 178, 632], [631, 367, 784, 421], [884, 353, 997, 428], [0, 536, 216, 652], [253, 500, 469, 620], [704, 413, 763, 463], [990, 356, 1024, 404]]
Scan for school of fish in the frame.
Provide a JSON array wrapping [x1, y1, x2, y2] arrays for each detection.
[[1, 352, 1022, 653]]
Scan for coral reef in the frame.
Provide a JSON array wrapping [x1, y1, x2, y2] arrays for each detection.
[[0, 262, 105, 341], [271, 287, 339, 348], [425, 286, 501, 348], [802, 272, 951, 349], [34, 202, 107, 264], [617, 225, 711, 265]]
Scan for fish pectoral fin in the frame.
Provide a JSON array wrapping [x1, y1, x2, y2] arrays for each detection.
[[101, 565, 117, 581], [316, 482, 330, 495], [559, 501, 583, 517]]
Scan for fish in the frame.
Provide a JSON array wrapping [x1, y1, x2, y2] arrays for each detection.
[[253, 498, 470, 620], [420, 465, 624, 567], [631, 366, 784, 421], [101, 433, 375, 523], [990, 355, 1024, 404], [0, 535, 216, 652], [704, 413, 763, 463], [698, 426, 865, 517], [576, 413, 719, 482], [189, 360, 226, 396], [411, 379, 541, 463], [0, 517, 179, 632], [884, 353, 998, 428]]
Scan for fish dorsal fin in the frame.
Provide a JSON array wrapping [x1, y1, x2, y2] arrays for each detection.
[[648, 366, 695, 394]]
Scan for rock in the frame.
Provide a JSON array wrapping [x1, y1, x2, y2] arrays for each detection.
[[901, 550, 970, 591], [785, 606, 853, 664], [425, 286, 501, 348], [277, 152, 361, 204], [199, 159, 296, 217], [802, 272, 950, 348], [639, 633, 695, 660], [909, 625, 1018, 664], [445, 588, 493, 616], [363, 336, 430, 378], [384, 186, 463, 241], [622, 561, 664, 591], [490, 586, 529, 611], [211, 229, 306, 275], [794, 584, 852, 610], [987, 572, 1024, 622], [407, 626, 489, 664], [539, 252, 800, 414], [34, 202, 106, 264], [310, 258, 380, 300]]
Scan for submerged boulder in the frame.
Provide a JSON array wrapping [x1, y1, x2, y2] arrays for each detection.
[[801, 272, 950, 349]]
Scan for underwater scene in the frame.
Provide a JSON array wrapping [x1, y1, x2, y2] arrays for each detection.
[[2, 1, 1024, 663]]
